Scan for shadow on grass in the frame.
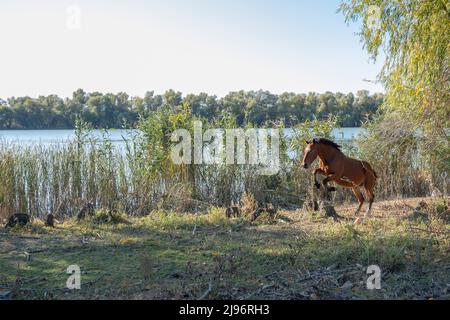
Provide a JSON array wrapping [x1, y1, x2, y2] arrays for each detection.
[[1, 214, 448, 300]]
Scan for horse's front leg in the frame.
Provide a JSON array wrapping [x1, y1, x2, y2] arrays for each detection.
[[313, 168, 326, 189], [322, 173, 342, 192]]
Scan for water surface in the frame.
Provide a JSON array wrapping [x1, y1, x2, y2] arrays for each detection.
[[0, 127, 363, 144]]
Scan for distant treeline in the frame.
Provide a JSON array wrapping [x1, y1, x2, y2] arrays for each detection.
[[0, 89, 384, 129]]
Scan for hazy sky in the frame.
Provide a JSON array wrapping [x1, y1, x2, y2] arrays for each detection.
[[0, 0, 384, 98]]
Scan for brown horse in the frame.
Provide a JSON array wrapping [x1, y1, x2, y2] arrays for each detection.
[[301, 138, 377, 216]]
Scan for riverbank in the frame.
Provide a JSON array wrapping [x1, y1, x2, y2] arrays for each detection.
[[1, 197, 448, 300]]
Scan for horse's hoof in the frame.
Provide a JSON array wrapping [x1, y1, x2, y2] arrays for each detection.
[[314, 182, 321, 189]]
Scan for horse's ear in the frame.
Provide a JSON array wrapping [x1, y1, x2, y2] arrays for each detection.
[[312, 138, 318, 144], [305, 140, 310, 145]]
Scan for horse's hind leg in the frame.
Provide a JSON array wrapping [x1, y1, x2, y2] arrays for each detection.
[[364, 179, 375, 217], [352, 187, 364, 216]]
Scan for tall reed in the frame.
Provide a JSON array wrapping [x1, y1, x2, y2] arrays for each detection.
[[0, 110, 447, 220]]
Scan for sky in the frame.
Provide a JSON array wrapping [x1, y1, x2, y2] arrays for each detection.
[[0, 0, 384, 99]]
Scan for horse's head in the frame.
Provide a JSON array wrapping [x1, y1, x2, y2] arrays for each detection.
[[301, 139, 319, 169]]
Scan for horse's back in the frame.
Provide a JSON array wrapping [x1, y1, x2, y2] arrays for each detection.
[[341, 156, 366, 184]]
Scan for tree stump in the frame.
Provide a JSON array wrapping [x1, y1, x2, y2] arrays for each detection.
[[224, 205, 240, 218], [302, 189, 319, 211], [316, 187, 341, 220], [45, 213, 56, 227], [5, 213, 30, 228], [76, 202, 94, 221]]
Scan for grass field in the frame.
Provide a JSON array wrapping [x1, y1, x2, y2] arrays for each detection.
[[0, 197, 449, 300]]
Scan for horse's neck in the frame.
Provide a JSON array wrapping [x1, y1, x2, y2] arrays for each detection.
[[318, 146, 341, 165]]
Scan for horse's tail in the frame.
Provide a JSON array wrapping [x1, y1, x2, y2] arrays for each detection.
[[361, 161, 377, 180]]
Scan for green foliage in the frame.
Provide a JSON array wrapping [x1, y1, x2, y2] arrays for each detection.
[[340, 0, 450, 182], [340, 1, 449, 118], [0, 90, 383, 129], [289, 115, 338, 153]]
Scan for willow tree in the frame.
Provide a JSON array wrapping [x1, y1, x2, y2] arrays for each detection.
[[340, 0, 450, 188]]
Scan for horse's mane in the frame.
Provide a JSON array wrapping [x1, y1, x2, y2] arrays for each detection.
[[313, 138, 341, 151]]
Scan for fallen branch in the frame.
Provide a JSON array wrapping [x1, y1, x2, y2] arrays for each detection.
[[241, 284, 276, 300], [192, 208, 199, 236], [198, 280, 213, 300], [409, 227, 449, 237]]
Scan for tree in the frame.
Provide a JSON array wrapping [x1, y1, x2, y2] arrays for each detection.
[[0, 90, 384, 129], [0, 102, 13, 129], [340, 0, 449, 163]]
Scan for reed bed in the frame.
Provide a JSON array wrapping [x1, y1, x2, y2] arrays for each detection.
[[0, 111, 447, 221]]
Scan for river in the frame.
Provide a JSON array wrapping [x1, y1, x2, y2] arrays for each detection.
[[0, 127, 363, 144]]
